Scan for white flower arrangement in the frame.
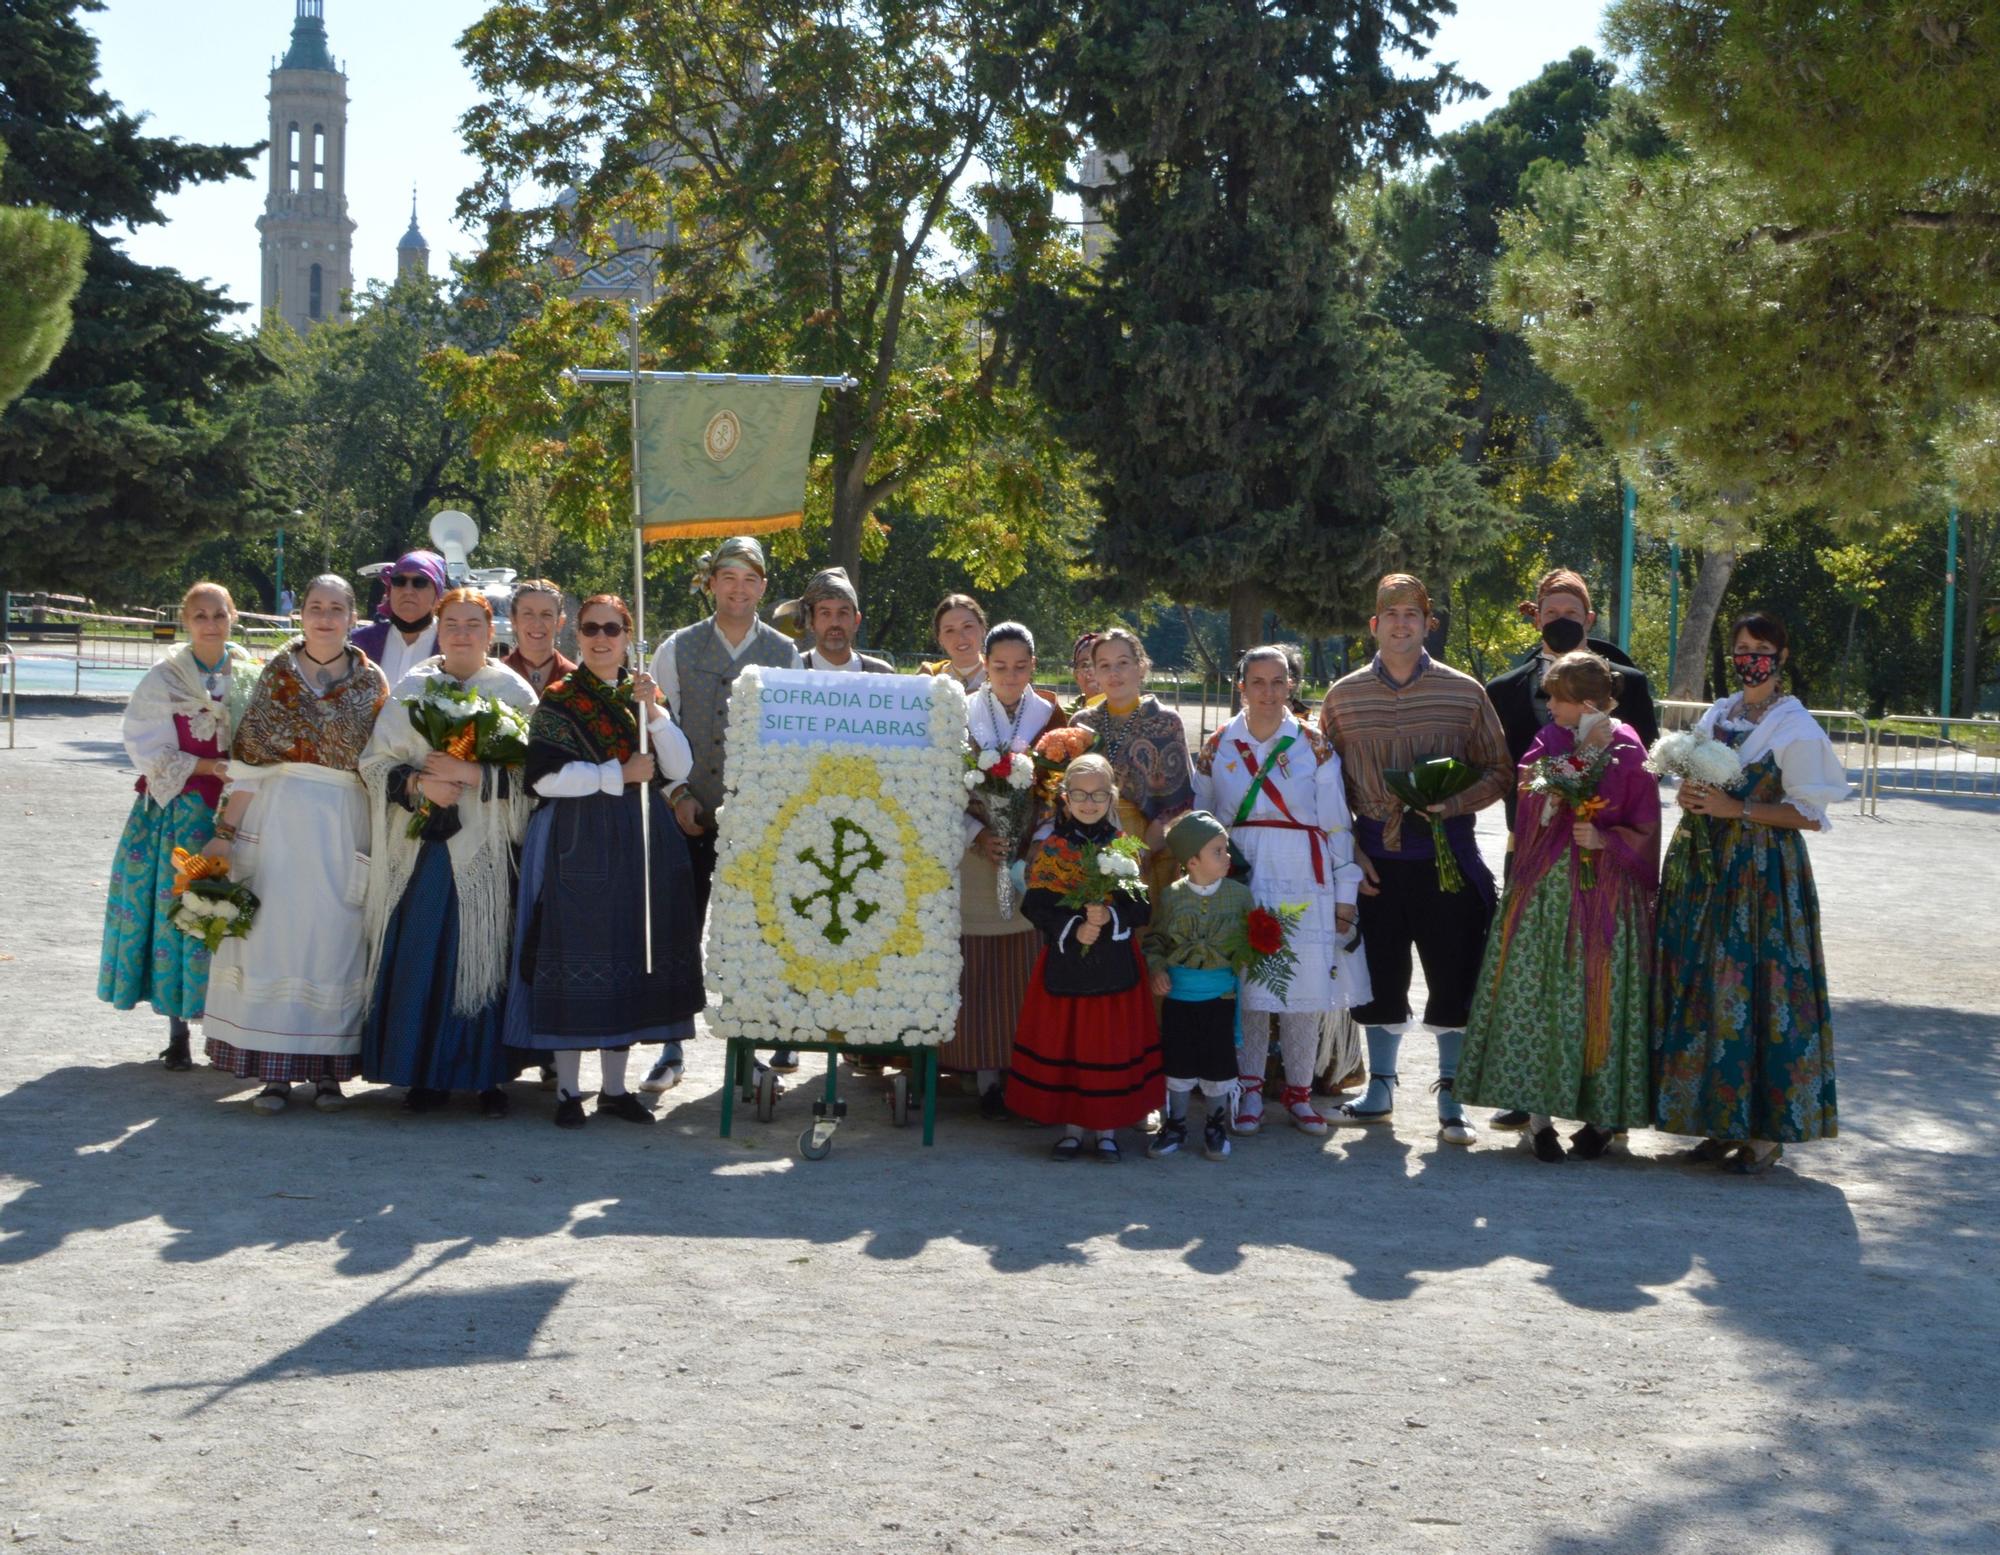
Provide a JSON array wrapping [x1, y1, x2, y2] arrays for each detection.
[[707, 666, 967, 1046], [1098, 851, 1142, 881], [1645, 728, 1747, 790]]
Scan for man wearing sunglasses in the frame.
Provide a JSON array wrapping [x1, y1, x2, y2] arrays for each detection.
[[351, 550, 447, 686]]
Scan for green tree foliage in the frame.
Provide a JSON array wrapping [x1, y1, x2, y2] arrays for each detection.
[[0, 0, 278, 596], [1371, 51, 1660, 671], [0, 141, 86, 407], [443, 0, 1080, 593], [1009, 0, 1493, 656]]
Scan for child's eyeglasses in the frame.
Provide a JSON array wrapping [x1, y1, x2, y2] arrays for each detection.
[[1066, 787, 1111, 803], [577, 621, 626, 638]]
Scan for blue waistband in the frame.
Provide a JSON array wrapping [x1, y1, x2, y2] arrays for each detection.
[[1167, 966, 1238, 1000]]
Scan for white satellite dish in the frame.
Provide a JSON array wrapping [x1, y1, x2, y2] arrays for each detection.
[[428, 510, 481, 582]]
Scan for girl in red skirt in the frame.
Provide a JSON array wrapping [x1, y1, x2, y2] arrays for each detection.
[[1006, 754, 1164, 1160]]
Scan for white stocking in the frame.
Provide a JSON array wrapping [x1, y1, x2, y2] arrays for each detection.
[[1276, 1013, 1320, 1090], [600, 1048, 631, 1097]]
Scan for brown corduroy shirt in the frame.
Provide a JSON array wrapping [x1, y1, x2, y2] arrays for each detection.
[[1318, 652, 1511, 853]]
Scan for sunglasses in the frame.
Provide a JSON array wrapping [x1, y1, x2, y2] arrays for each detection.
[[578, 621, 627, 638], [389, 574, 435, 590]]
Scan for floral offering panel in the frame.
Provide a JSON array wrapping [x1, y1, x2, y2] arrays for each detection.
[[708, 667, 968, 1046]]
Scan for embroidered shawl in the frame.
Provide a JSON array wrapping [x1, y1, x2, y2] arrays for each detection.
[[525, 663, 640, 790], [1074, 695, 1194, 823], [230, 641, 388, 773]]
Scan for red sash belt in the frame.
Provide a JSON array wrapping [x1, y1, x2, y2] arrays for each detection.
[[1231, 818, 1326, 885]]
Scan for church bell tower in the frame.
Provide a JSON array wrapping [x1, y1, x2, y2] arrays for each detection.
[[256, 1, 355, 334]]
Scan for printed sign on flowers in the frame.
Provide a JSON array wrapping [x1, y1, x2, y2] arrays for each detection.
[[709, 667, 967, 1046]]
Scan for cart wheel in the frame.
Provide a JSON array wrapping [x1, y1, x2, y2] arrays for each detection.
[[889, 1071, 911, 1128], [799, 1125, 832, 1161], [754, 1067, 778, 1123]]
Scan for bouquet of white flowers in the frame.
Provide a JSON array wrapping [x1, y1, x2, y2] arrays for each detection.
[[1645, 728, 1748, 884], [963, 741, 1038, 917]]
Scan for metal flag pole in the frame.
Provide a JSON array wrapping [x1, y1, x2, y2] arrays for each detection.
[[627, 301, 655, 975], [564, 335, 860, 979]]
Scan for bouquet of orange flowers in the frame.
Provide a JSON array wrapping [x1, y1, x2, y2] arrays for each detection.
[[1031, 725, 1097, 803], [167, 846, 261, 952]]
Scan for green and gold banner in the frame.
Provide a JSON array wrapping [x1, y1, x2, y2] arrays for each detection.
[[634, 379, 823, 542]]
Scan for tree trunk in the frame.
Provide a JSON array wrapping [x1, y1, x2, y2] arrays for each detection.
[[1227, 579, 1264, 666], [829, 459, 867, 592], [1669, 546, 1737, 702]]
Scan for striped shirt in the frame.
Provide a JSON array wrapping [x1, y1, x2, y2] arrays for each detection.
[[1318, 652, 1511, 855]]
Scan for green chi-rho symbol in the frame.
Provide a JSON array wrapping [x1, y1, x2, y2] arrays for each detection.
[[789, 817, 886, 946]]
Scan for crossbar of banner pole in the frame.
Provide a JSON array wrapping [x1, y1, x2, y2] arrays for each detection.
[[567, 368, 859, 389]]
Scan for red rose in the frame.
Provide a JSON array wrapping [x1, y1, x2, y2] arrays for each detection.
[[1246, 908, 1283, 956], [992, 753, 1013, 780]]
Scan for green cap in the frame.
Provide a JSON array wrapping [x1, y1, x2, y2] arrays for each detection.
[[1166, 810, 1228, 864]]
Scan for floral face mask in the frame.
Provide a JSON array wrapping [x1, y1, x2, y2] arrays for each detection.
[[1732, 651, 1778, 688]]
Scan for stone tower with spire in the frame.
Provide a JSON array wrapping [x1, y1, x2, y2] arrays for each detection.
[[256, 0, 355, 333], [397, 189, 429, 281]]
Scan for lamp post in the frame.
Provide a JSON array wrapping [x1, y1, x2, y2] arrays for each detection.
[[1666, 539, 1681, 688], [276, 510, 300, 616], [1941, 503, 1959, 736]]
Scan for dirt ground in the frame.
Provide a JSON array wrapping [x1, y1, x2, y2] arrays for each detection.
[[2, 701, 1996, 1555]]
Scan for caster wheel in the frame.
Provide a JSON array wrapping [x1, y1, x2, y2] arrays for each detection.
[[889, 1071, 910, 1128], [754, 1067, 778, 1123], [799, 1126, 832, 1161]]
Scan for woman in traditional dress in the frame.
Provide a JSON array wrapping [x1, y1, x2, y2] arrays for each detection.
[[945, 622, 1065, 1116], [505, 595, 705, 1129], [920, 594, 988, 693], [1192, 645, 1368, 1137], [1072, 627, 1194, 901], [199, 576, 389, 1113], [98, 582, 262, 1069], [359, 588, 535, 1115], [1653, 612, 1848, 1174], [1457, 651, 1659, 1162]]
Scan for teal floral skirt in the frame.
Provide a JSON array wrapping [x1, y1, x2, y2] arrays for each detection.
[[1652, 785, 1836, 1143], [97, 790, 216, 1021]]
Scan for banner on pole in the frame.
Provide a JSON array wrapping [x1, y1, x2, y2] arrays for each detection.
[[635, 379, 823, 542]]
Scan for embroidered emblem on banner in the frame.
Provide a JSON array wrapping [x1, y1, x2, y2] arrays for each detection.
[[703, 409, 742, 463]]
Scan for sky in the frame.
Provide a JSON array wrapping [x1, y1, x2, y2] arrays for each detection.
[[88, 0, 1616, 328]]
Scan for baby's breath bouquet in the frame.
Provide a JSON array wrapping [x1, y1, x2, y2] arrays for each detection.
[[1645, 729, 1748, 884]]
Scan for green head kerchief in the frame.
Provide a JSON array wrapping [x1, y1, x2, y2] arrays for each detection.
[[1167, 809, 1228, 865], [799, 566, 858, 612], [692, 535, 769, 593]]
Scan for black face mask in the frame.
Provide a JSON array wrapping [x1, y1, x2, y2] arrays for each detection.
[[1540, 617, 1587, 654]]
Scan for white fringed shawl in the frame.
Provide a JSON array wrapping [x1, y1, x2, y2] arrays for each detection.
[[122, 643, 260, 807], [360, 660, 535, 1014]]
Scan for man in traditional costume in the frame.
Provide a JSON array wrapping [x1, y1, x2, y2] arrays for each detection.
[[646, 536, 801, 1079], [351, 550, 446, 688], [1194, 645, 1368, 1137], [1319, 574, 1511, 1146], [793, 567, 894, 673]]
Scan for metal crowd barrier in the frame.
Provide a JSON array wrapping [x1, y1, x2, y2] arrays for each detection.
[[1866, 716, 2000, 815], [2, 645, 15, 750]]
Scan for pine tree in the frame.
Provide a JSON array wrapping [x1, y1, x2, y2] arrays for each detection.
[[0, 0, 277, 597], [1010, 0, 1493, 653]]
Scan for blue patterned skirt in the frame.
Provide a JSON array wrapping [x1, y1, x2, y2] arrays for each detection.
[[97, 790, 216, 1021], [361, 841, 508, 1092]]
